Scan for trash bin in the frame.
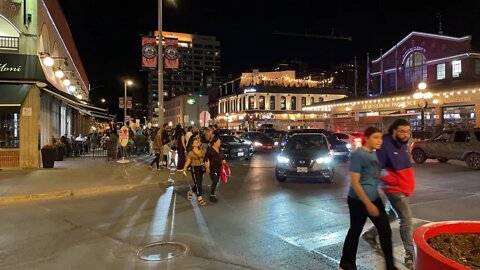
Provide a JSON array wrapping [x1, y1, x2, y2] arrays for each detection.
[[413, 221, 480, 270]]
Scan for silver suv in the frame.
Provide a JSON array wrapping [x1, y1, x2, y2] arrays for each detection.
[[410, 129, 480, 169]]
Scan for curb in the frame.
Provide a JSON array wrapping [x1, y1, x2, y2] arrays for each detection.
[[0, 182, 159, 206]]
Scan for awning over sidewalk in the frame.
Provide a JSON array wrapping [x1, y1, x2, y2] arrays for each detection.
[[0, 84, 30, 106]]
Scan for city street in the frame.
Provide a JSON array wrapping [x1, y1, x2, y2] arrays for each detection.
[[0, 152, 479, 270]]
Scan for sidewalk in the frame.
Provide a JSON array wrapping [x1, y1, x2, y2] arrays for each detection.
[[0, 155, 176, 205]]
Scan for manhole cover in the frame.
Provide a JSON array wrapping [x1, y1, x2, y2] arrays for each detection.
[[137, 242, 188, 261]]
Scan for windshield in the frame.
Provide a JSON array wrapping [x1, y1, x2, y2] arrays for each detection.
[[286, 135, 328, 151], [221, 136, 242, 143]]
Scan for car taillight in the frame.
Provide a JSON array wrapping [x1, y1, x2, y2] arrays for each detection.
[[354, 138, 362, 142]]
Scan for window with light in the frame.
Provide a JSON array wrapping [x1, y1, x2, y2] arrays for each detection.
[[452, 60, 462, 78], [437, 63, 446, 80]]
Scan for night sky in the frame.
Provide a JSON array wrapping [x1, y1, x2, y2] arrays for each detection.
[[58, 0, 480, 114]]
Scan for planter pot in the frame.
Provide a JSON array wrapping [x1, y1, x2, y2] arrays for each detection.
[[55, 147, 65, 161], [414, 221, 480, 270], [41, 148, 56, 168]]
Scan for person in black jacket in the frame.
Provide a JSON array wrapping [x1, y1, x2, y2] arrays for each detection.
[[205, 137, 226, 202]]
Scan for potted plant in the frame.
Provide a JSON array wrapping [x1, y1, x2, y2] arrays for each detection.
[[55, 142, 66, 161], [414, 221, 480, 270], [41, 144, 56, 168]]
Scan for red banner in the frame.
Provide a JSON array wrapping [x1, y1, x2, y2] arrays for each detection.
[[119, 97, 125, 109], [126, 97, 132, 109], [141, 37, 157, 69], [164, 38, 179, 69]]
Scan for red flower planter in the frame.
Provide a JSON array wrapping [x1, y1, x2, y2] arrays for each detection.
[[414, 221, 480, 270]]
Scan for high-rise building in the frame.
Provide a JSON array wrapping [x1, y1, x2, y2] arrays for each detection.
[[147, 31, 221, 125]]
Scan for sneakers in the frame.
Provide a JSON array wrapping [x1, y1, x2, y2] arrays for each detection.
[[404, 252, 414, 270], [361, 232, 381, 250], [209, 195, 218, 202]]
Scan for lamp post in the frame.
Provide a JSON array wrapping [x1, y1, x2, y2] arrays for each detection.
[[124, 80, 133, 126], [413, 82, 432, 140], [157, 0, 164, 128]]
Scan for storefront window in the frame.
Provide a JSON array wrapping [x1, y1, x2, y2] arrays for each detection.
[[270, 96, 275, 110], [406, 108, 436, 135], [259, 96, 265, 110], [0, 111, 20, 148], [443, 106, 475, 129], [280, 96, 286, 110], [249, 96, 255, 110], [291, 96, 297, 111]]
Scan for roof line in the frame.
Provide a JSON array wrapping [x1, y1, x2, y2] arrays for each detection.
[[372, 31, 471, 63]]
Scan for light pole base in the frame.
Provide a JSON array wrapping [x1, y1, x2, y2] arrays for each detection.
[[117, 157, 130, 164]]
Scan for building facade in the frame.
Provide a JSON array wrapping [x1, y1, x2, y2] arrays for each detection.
[[305, 32, 480, 136], [147, 31, 221, 125], [213, 70, 348, 130], [164, 94, 209, 128], [0, 0, 110, 168]]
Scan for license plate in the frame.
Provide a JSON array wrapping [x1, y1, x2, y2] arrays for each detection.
[[238, 152, 244, 157], [297, 167, 308, 173]]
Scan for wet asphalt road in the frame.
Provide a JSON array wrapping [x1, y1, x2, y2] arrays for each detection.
[[0, 152, 479, 270]]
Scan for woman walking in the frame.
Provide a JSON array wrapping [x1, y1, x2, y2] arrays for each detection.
[[339, 127, 398, 270], [149, 129, 162, 170], [205, 137, 226, 203], [174, 124, 186, 171], [181, 137, 207, 206]]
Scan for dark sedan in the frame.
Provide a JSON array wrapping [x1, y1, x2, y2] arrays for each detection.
[[219, 135, 253, 160], [240, 132, 275, 151], [275, 133, 334, 183]]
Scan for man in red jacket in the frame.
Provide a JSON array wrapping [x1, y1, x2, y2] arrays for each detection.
[[362, 119, 415, 270]]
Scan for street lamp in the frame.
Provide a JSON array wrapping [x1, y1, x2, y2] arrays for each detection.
[[124, 80, 133, 126], [101, 98, 106, 103], [413, 82, 432, 140]]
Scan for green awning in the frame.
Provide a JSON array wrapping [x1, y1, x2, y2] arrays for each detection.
[[0, 84, 31, 106]]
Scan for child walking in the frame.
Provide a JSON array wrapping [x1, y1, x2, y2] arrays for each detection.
[[339, 127, 398, 270]]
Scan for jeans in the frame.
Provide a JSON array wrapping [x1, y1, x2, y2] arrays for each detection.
[[340, 197, 396, 270], [364, 192, 414, 256]]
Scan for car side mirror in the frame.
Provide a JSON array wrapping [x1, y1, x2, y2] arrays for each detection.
[[241, 140, 245, 143]]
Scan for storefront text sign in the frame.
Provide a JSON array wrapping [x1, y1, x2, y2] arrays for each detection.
[[0, 63, 22, 73], [444, 96, 471, 104], [360, 100, 416, 110], [0, 54, 46, 80]]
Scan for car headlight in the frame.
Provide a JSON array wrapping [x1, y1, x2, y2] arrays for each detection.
[[277, 155, 289, 163], [274, 141, 279, 146], [346, 143, 352, 149], [254, 142, 263, 146], [316, 156, 332, 164]]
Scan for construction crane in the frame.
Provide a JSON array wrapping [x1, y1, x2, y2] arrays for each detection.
[[272, 28, 352, 41]]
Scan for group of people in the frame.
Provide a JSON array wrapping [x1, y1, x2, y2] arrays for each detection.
[[149, 123, 227, 206], [339, 119, 415, 270]]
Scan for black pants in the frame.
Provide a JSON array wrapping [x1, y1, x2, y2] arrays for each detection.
[[340, 197, 395, 270], [190, 166, 204, 196], [209, 170, 220, 196], [150, 154, 161, 169]]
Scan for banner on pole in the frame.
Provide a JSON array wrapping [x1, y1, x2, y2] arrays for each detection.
[[141, 37, 157, 69], [126, 97, 133, 109], [119, 97, 125, 109], [164, 38, 179, 69]]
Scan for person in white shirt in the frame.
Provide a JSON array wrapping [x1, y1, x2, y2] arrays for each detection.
[[185, 127, 193, 148]]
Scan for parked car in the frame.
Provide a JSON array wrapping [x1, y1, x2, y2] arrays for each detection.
[[219, 135, 253, 160], [266, 131, 287, 149], [275, 133, 334, 183], [240, 132, 274, 151], [410, 129, 480, 169]]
